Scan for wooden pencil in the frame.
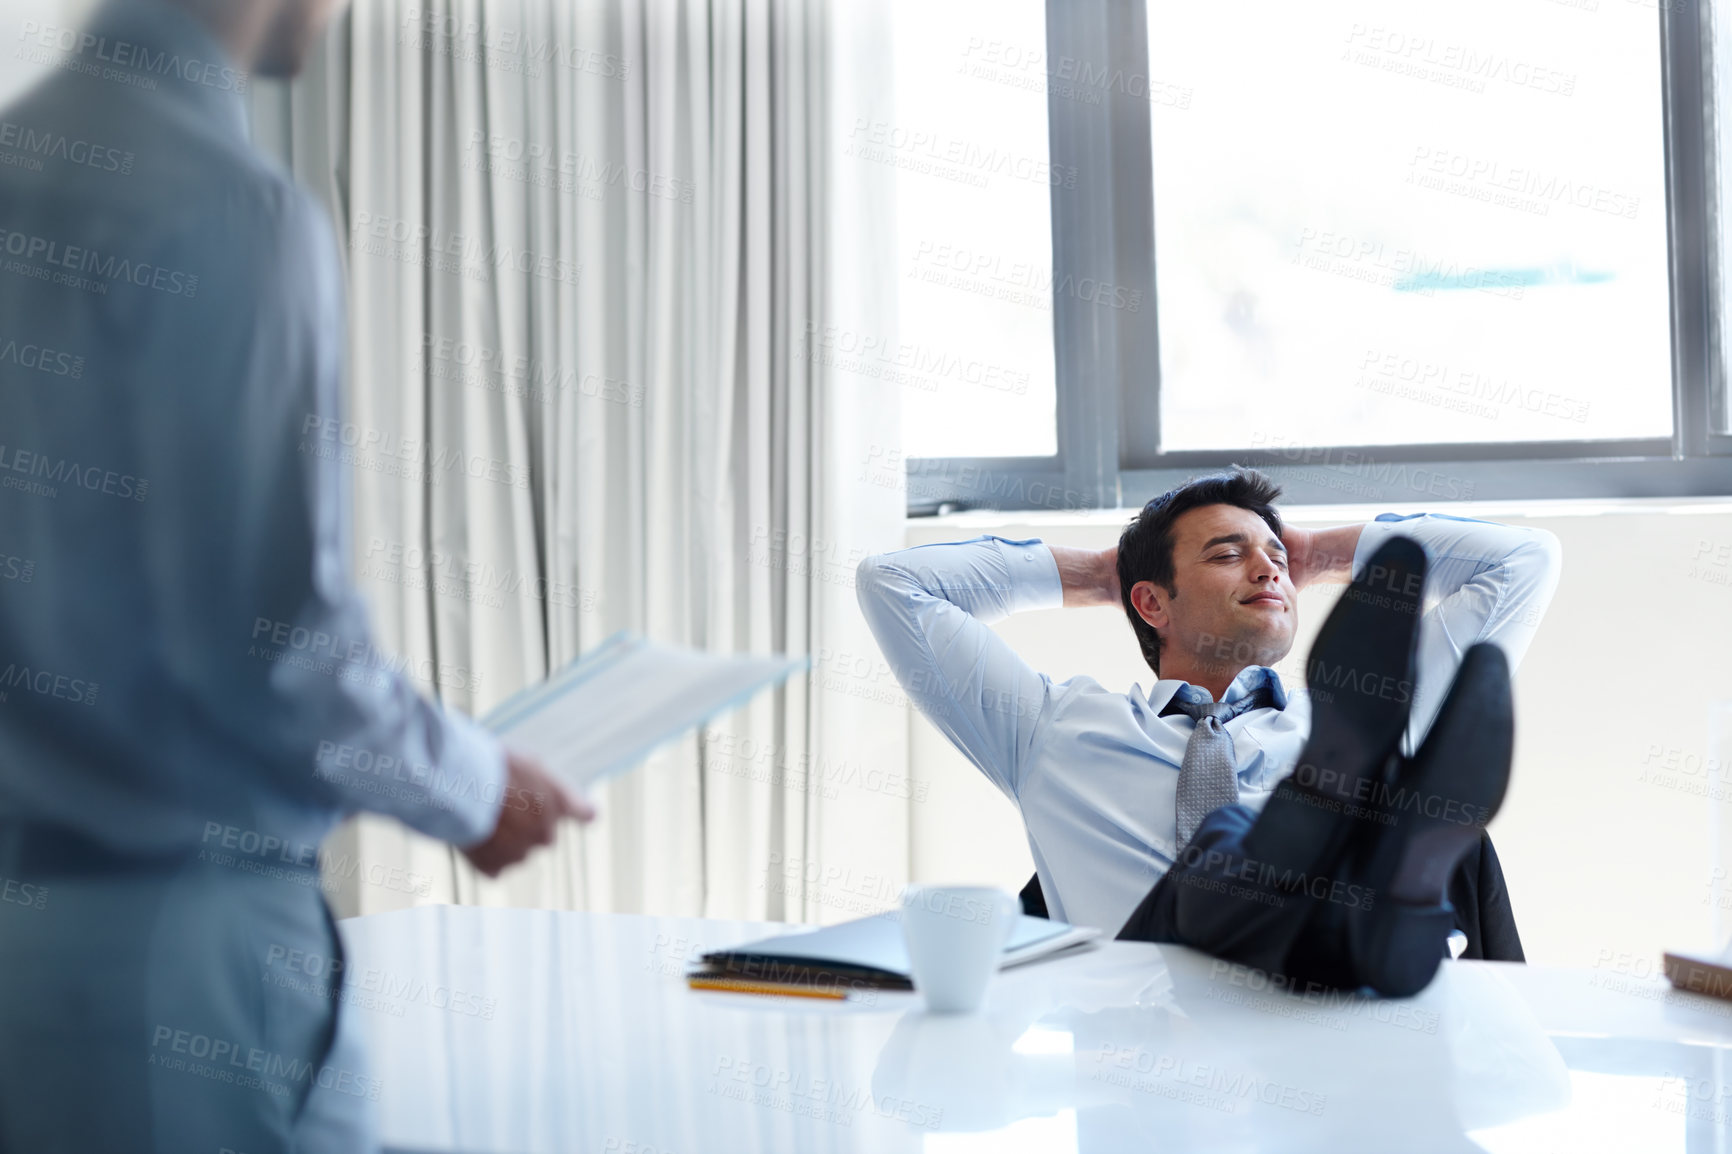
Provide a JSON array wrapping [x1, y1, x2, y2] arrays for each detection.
[[686, 975, 850, 1000]]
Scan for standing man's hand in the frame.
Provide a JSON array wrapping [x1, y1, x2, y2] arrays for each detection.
[[461, 749, 597, 877], [1052, 545, 1121, 608]]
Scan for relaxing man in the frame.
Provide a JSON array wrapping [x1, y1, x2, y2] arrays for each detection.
[[857, 468, 1560, 992]]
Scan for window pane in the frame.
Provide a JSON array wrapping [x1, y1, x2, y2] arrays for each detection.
[[1148, 0, 1672, 451], [887, 0, 1058, 459], [1715, 0, 1732, 436]]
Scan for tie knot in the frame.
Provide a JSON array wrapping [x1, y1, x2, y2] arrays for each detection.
[[1165, 686, 1273, 725]]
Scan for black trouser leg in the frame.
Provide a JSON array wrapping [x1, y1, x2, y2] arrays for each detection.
[[1116, 804, 1361, 987], [1118, 797, 1474, 993]]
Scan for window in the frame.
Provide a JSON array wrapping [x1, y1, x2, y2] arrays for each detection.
[[888, 0, 1058, 462], [1149, 0, 1669, 451], [1714, 0, 1732, 436], [903, 0, 1732, 513]]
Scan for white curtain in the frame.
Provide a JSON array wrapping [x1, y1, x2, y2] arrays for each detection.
[[259, 0, 908, 923]]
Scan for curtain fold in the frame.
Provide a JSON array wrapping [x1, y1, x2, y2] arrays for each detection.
[[269, 0, 907, 923]]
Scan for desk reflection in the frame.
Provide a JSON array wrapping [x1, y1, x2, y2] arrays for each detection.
[[339, 906, 1731, 1154], [870, 946, 1569, 1151]]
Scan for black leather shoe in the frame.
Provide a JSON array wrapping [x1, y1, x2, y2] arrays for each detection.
[[1349, 643, 1514, 997], [1243, 536, 1427, 875]]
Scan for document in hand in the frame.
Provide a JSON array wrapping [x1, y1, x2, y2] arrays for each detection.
[[482, 632, 807, 789], [691, 912, 1101, 992]]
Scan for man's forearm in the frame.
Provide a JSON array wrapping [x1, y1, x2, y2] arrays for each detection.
[[1049, 545, 1121, 608], [1286, 524, 1366, 589], [855, 539, 1060, 797]]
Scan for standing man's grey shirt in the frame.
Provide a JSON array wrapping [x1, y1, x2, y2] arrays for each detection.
[[0, 0, 505, 862]]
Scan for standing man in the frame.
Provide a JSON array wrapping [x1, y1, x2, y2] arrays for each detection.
[[0, 2, 589, 1150]]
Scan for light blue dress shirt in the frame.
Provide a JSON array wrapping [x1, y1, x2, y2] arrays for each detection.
[[0, 0, 504, 862], [857, 514, 1562, 933]]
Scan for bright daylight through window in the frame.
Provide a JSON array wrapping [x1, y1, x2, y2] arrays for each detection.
[[1149, 0, 1671, 451], [890, 0, 1059, 461]]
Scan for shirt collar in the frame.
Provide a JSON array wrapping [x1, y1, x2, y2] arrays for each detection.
[[1149, 666, 1289, 712], [1227, 665, 1289, 709], [86, 0, 250, 143]]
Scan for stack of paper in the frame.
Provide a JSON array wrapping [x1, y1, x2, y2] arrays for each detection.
[[484, 632, 807, 788]]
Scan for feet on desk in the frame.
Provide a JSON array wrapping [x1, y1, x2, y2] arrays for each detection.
[[1347, 642, 1513, 997], [1243, 536, 1427, 875], [1276, 641, 1514, 996], [1255, 537, 1513, 996]]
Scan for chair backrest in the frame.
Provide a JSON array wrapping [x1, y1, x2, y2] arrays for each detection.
[[1019, 873, 1048, 919]]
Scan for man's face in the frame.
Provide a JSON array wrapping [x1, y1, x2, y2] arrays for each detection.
[[1136, 504, 1297, 679], [255, 0, 349, 78]]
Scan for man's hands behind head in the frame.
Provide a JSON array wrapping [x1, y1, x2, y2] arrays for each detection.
[[1281, 524, 1367, 591], [461, 749, 596, 878], [1053, 545, 1122, 608]]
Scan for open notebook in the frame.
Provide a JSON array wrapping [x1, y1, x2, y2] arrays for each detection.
[[691, 912, 1101, 993], [483, 633, 806, 789]]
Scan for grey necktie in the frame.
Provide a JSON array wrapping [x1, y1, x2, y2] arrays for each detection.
[[1166, 686, 1276, 852]]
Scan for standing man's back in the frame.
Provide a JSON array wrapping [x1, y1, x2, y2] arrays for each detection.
[[0, 4, 586, 1150], [0, 2, 411, 859]]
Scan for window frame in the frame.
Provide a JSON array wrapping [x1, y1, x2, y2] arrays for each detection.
[[905, 0, 1732, 515]]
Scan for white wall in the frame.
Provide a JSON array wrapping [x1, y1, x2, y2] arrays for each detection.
[[903, 499, 1732, 969]]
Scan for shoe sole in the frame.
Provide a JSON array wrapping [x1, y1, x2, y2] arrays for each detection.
[[1243, 536, 1427, 875], [1352, 642, 1514, 997]]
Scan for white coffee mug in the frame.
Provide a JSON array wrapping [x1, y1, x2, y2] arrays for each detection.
[[900, 885, 1020, 1014]]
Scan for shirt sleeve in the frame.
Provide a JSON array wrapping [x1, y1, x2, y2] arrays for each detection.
[[1350, 513, 1563, 748], [145, 179, 506, 846], [855, 536, 1063, 798]]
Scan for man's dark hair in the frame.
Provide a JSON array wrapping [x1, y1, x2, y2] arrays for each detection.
[[1116, 467, 1284, 676]]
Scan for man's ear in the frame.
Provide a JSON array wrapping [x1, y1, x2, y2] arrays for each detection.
[[1129, 580, 1169, 630]]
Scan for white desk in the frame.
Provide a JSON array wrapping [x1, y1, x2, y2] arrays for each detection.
[[339, 906, 1732, 1153]]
